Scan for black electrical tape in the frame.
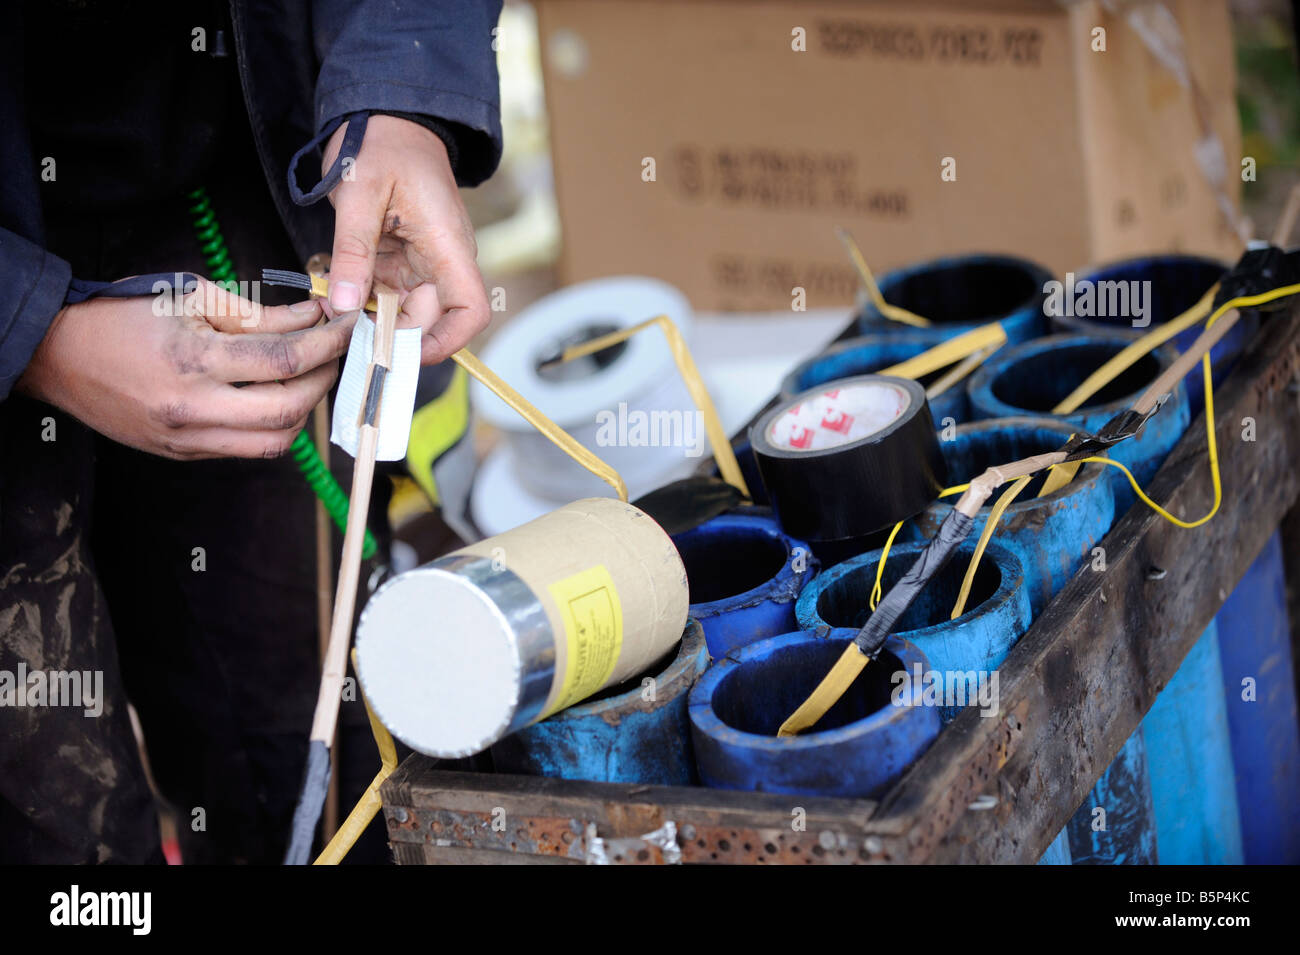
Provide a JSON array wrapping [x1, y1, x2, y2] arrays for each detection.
[[854, 509, 974, 659], [283, 740, 331, 865], [1212, 244, 1300, 312], [1060, 398, 1167, 461], [749, 375, 946, 542], [363, 365, 388, 427], [633, 475, 747, 537]]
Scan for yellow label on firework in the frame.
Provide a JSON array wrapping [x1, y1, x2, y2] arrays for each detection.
[[545, 565, 623, 716]]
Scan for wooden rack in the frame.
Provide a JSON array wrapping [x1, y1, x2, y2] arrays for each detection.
[[379, 305, 1300, 864]]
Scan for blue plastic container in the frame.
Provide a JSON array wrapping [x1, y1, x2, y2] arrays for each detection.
[[1215, 531, 1300, 863], [671, 511, 818, 658], [689, 628, 940, 798], [855, 253, 1053, 345], [1048, 255, 1246, 414], [909, 417, 1115, 617], [795, 540, 1030, 724], [1038, 832, 1073, 865], [1065, 729, 1158, 865], [780, 335, 969, 426], [967, 334, 1190, 514], [1140, 621, 1243, 864], [492, 620, 710, 785]]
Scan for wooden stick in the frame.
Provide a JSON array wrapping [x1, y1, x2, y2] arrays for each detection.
[[952, 307, 1244, 519], [925, 342, 1000, 401], [308, 285, 399, 749], [1132, 308, 1241, 415], [306, 253, 341, 838], [311, 398, 339, 837], [1273, 182, 1300, 248]]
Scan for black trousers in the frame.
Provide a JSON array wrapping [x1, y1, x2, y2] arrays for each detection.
[[0, 177, 393, 863]]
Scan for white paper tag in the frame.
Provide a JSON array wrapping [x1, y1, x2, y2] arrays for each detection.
[[331, 318, 423, 461]]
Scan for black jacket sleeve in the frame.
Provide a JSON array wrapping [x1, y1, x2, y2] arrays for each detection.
[[0, 228, 71, 400], [310, 0, 504, 187]]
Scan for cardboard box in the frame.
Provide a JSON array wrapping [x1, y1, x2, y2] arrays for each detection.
[[535, 0, 1243, 312]]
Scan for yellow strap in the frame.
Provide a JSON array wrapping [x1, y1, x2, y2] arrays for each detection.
[[406, 364, 470, 505], [314, 651, 399, 865], [1037, 460, 1081, 498], [1053, 285, 1216, 416], [782, 483, 975, 741], [951, 475, 1031, 619], [964, 285, 1300, 594], [557, 315, 750, 497], [836, 228, 931, 328], [1037, 432, 1080, 499], [877, 322, 1008, 382], [452, 348, 629, 502], [776, 643, 869, 737], [1034, 286, 1215, 499], [926, 342, 1001, 400]]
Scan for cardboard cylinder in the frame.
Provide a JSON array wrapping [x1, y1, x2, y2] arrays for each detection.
[[355, 498, 688, 758]]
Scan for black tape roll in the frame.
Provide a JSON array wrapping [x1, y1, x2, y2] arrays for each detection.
[[749, 375, 946, 543]]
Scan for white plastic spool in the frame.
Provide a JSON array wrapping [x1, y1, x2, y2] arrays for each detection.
[[471, 276, 697, 505]]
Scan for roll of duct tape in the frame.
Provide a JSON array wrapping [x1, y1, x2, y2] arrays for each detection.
[[471, 276, 696, 500], [354, 498, 689, 758], [749, 375, 945, 543]]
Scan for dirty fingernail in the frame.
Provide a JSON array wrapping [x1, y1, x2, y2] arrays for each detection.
[[331, 281, 361, 311]]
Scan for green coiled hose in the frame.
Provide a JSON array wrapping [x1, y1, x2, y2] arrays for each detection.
[[185, 186, 377, 560], [186, 188, 239, 292], [290, 427, 378, 560], [289, 427, 377, 559]]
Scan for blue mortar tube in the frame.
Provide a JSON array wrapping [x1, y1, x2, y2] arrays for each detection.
[[689, 628, 940, 798], [671, 510, 818, 659], [1140, 620, 1244, 864], [966, 333, 1190, 515], [1048, 254, 1246, 415], [855, 253, 1053, 346], [909, 417, 1115, 617], [795, 539, 1030, 725], [1038, 831, 1073, 865], [491, 620, 710, 785], [1065, 728, 1159, 865], [1214, 531, 1300, 863], [1051, 262, 1291, 856]]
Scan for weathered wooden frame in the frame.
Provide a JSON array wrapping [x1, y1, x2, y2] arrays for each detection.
[[380, 306, 1300, 864]]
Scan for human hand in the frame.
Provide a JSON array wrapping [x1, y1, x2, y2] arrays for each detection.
[[16, 279, 356, 459], [322, 114, 490, 365]]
